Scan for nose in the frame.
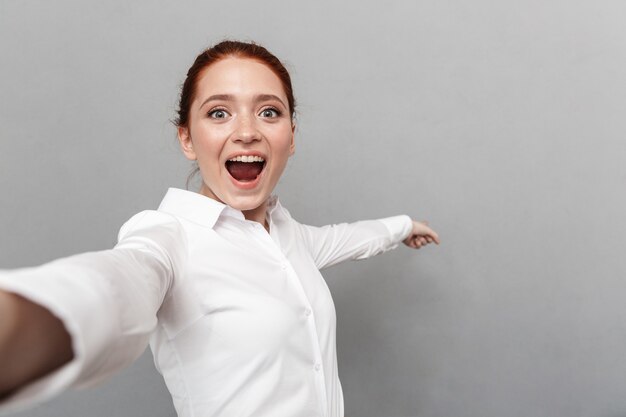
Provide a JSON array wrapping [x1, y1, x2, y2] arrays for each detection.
[[232, 114, 261, 144]]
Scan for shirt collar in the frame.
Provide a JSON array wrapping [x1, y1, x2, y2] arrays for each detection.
[[157, 188, 283, 228], [158, 188, 233, 228]]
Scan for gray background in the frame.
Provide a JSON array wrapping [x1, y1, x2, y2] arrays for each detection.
[[1, 0, 625, 416]]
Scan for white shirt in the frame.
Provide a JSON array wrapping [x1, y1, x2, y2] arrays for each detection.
[[0, 188, 413, 417]]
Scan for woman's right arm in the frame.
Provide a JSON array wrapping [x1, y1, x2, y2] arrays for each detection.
[[0, 210, 187, 412], [0, 290, 73, 399]]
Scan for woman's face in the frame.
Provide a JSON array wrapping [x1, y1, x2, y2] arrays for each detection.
[[178, 57, 295, 212]]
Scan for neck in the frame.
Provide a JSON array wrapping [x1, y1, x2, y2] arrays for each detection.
[[199, 184, 269, 231], [242, 201, 269, 231]]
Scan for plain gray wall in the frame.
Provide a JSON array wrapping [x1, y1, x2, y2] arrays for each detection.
[[1, 1, 625, 416]]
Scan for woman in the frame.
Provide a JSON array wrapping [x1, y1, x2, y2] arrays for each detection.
[[0, 40, 439, 417]]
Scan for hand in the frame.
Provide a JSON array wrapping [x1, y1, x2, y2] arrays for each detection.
[[0, 291, 73, 398], [403, 220, 440, 249]]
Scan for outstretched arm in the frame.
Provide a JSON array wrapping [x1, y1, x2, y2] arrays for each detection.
[[0, 210, 186, 412], [0, 291, 73, 399], [296, 214, 440, 270]]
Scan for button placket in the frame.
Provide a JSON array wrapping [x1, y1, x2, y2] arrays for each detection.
[[258, 228, 329, 413], [284, 268, 328, 413]]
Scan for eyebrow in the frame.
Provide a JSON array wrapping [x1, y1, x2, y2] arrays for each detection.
[[199, 94, 287, 110]]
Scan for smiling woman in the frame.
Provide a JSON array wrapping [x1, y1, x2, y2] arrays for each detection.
[[177, 56, 295, 229], [0, 40, 440, 417]]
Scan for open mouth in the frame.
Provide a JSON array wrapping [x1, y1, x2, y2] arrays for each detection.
[[225, 155, 266, 182]]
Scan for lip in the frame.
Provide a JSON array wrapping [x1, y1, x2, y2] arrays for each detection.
[[224, 150, 268, 190], [224, 150, 268, 162]]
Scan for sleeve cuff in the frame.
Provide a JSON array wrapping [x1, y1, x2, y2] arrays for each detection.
[[0, 257, 120, 413], [378, 215, 413, 244]]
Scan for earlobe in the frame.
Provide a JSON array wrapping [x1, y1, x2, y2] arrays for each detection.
[[177, 127, 196, 160]]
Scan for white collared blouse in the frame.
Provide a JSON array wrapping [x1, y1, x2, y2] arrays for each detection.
[[0, 188, 412, 417]]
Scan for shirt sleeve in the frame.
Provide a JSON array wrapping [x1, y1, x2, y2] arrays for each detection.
[[0, 210, 187, 414], [296, 215, 413, 270]]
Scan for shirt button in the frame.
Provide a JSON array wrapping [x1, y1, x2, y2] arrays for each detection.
[[305, 308, 312, 317], [314, 363, 321, 372], [281, 263, 287, 270]]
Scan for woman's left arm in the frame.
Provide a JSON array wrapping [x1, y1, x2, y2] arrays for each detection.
[[296, 215, 440, 270]]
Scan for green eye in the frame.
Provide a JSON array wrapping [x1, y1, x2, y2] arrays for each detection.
[[260, 108, 280, 118], [209, 109, 228, 119]]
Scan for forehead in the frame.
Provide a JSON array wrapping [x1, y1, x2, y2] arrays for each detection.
[[194, 57, 287, 103]]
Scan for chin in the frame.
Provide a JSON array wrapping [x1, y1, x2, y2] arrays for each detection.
[[224, 193, 269, 212]]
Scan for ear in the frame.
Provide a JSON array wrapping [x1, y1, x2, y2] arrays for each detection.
[[289, 123, 296, 156], [178, 126, 197, 160]]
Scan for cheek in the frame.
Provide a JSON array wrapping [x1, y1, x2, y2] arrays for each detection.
[[272, 126, 294, 152], [191, 127, 226, 161]]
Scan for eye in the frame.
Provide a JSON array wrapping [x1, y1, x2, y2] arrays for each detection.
[[259, 107, 280, 118], [208, 108, 229, 119]]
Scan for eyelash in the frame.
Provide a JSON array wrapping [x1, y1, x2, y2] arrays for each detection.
[[260, 107, 281, 118], [206, 107, 282, 119], [207, 108, 229, 119]]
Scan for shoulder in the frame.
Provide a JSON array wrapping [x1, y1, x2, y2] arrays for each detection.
[[116, 211, 188, 268], [115, 210, 189, 281], [117, 210, 186, 244]]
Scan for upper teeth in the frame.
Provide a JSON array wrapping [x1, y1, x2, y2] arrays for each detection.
[[228, 155, 265, 162]]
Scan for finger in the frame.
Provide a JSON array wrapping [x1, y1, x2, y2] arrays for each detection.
[[427, 231, 440, 245], [417, 223, 440, 245]]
